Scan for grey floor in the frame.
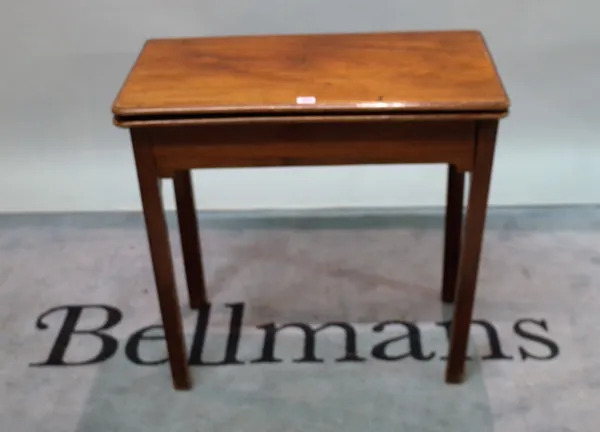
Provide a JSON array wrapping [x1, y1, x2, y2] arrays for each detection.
[[1, 206, 599, 431]]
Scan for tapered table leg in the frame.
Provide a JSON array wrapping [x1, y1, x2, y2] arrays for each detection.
[[442, 164, 465, 303], [445, 121, 498, 383], [132, 132, 191, 390], [173, 170, 207, 309]]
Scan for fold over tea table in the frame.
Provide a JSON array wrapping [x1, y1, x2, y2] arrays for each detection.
[[111, 30, 510, 390]]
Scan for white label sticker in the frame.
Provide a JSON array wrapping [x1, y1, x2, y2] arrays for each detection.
[[296, 96, 316, 104]]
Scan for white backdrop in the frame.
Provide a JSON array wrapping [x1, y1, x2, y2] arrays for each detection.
[[1, 1, 599, 212]]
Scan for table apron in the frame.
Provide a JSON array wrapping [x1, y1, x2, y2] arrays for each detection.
[[137, 120, 476, 176]]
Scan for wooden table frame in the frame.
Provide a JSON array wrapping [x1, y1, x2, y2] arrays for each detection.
[[112, 30, 509, 390], [127, 114, 499, 390]]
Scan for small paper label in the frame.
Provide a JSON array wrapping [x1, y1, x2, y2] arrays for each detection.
[[296, 96, 316, 104]]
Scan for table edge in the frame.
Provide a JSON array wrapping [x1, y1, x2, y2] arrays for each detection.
[[113, 99, 509, 118], [112, 109, 509, 128]]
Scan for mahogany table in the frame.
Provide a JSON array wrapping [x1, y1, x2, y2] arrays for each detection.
[[111, 30, 510, 390]]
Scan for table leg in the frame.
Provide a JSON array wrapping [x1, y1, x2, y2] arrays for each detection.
[[442, 164, 464, 303], [173, 170, 207, 309], [445, 121, 498, 383], [133, 138, 191, 390]]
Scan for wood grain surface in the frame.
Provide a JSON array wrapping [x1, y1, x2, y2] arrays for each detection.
[[112, 30, 509, 121]]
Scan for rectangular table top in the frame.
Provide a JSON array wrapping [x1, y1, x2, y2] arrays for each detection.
[[112, 30, 509, 122]]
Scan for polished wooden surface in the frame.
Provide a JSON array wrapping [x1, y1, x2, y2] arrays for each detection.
[[112, 30, 509, 122]]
